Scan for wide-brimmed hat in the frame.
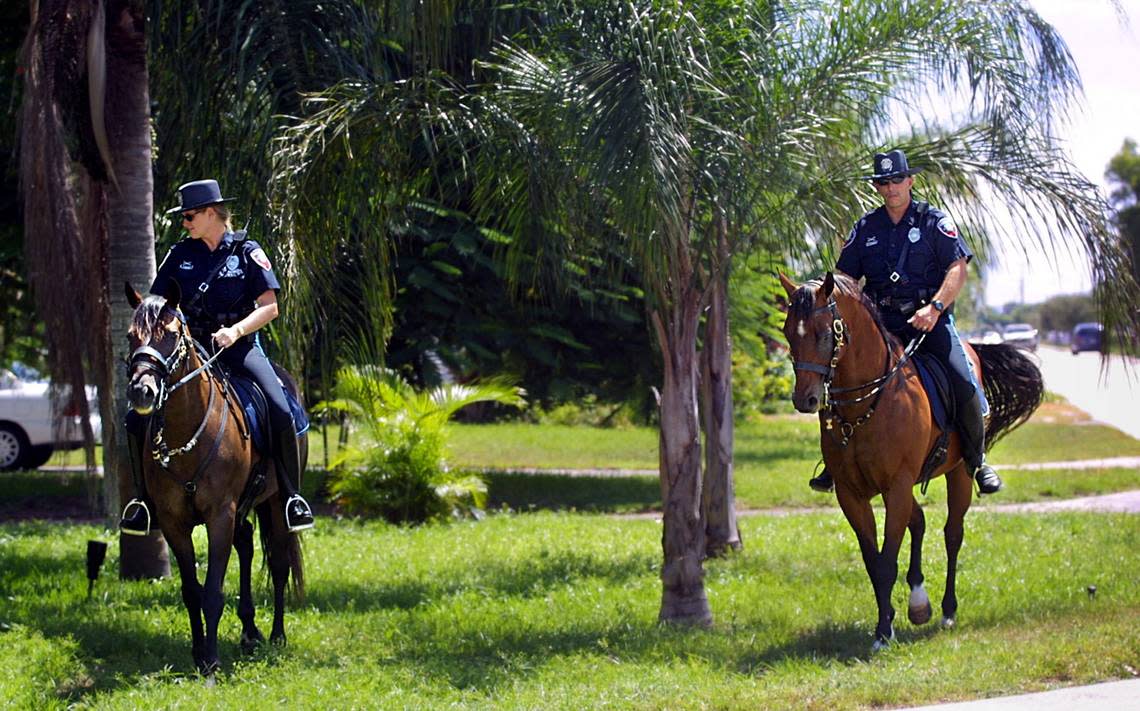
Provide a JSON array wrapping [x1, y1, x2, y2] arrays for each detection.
[[164, 179, 236, 214], [862, 149, 922, 181]]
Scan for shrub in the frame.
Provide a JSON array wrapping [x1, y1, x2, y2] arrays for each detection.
[[317, 366, 525, 524]]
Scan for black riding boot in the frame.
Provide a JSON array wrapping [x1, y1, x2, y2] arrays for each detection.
[[119, 430, 152, 536], [809, 468, 834, 493], [959, 393, 1002, 495], [275, 425, 314, 532]]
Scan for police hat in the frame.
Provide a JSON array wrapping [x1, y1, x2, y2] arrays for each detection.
[[164, 179, 236, 214], [862, 149, 922, 181]]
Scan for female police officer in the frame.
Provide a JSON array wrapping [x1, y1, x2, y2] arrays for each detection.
[[119, 179, 315, 534], [808, 150, 1003, 497]]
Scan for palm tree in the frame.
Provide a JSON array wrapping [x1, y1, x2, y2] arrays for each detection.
[[20, 0, 168, 577]]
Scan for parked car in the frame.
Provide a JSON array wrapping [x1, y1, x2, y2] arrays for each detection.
[[968, 329, 1003, 345], [0, 368, 101, 470], [1070, 322, 1104, 354], [1001, 323, 1038, 351]]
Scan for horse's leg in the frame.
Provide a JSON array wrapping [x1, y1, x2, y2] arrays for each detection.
[[942, 461, 974, 627], [258, 499, 290, 645], [869, 484, 914, 650], [835, 486, 883, 641], [165, 527, 206, 671], [233, 517, 265, 652], [905, 496, 932, 625], [199, 510, 237, 677]]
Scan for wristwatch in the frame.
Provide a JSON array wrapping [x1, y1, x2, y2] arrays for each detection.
[[931, 299, 945, 312]]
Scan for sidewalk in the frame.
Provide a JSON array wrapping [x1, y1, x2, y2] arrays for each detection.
[[901, 678, 1140, 710]]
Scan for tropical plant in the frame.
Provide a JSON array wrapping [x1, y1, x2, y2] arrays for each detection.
[[317, 365, 525, 524]]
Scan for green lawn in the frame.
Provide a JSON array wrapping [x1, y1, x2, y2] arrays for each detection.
[[452, 416, 1140, 512], [2, 511, 1138, 709]]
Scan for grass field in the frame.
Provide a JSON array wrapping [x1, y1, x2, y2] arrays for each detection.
[[2, 510, 1138, 709], [4, 403, 1137, 707]]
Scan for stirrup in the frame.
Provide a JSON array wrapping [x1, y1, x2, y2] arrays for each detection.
[[284, 494, 315, 532], [120, 499, 152, 536]]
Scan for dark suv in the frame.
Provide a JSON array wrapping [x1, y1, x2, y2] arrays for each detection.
[[1070, 322, 1103, 354]]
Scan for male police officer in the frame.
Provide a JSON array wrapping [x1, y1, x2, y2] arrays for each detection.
[[808, 149, 1003, 496]]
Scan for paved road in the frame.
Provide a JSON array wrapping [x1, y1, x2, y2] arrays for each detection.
[[901, 678, 1140, 710], [1031, 345, 1140, 440]]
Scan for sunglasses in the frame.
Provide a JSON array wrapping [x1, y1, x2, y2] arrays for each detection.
[[181, 209, 202, 222], [872, 176, 907, 187]]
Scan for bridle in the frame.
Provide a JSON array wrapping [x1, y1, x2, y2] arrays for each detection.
[[790, 294, 925, 446], [128, 312, 239, 492]]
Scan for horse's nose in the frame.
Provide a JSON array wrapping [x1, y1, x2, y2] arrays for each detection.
[[128, 381, 155, 414], [805, 394, 819, 411]]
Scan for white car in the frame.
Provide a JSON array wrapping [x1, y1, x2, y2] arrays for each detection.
[[0, 368, 101, 470], [1001, 323, 1039, 351]]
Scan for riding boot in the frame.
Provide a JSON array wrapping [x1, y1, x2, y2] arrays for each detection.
[[275, 425, 314, 532], [809, 468, 834, 493], [959, 392, 1003, 495], [119, 430, 153, 536]]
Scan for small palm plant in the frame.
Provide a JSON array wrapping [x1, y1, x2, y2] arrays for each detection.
[[317, 365, 525, 524]]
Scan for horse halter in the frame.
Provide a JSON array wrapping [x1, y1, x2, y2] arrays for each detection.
[[128, 317, 191, 413], [791, 298, 847, 403]]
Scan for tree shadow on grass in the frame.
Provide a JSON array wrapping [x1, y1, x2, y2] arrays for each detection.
[[303, 546, 655, 612]]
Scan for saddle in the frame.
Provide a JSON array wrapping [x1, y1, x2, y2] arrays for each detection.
[[223, 362, 309, 456], [911, 353, 956, 492]]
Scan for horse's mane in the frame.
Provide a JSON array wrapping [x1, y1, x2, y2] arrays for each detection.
[[791, 273, 902, 353], [129, 295, 172, 344]]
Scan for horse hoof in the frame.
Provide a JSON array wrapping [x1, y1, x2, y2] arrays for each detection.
[[941, 616, 956, 629], [908, 602, 933, 625], [241, 631, 266, 653], [871, 628, 895, 653], [270, 633, 287, 648], [204, 672, 217, 688]]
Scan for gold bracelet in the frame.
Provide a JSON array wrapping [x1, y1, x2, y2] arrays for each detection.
[[234, 324, 245, 337]]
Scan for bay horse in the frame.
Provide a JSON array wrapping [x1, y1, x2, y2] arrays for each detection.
[[125, 280, 304, 679], [780, 272, 1042, 650]]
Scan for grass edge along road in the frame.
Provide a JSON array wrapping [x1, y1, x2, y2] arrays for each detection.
[[1, 510, 1139, 709]]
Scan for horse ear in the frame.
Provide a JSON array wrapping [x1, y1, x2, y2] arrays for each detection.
[[125, 282, 142, 309], [161, 278, 182, 310], [778, 272, 798, 297], [822, 271, 835, 298]]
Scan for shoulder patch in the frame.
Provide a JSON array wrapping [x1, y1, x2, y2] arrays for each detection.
[[250, 247, 273, 271], [937, 216, 958, 238], [842, 226, 856, 248]]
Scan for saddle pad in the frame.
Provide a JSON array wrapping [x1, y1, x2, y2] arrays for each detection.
[[912, 353, 952, 433], [227, 373, 309, 455]]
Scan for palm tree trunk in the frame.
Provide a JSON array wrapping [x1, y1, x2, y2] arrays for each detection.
[[103, 0, 168, 579], [652, 284, 711, 626], [700, 262, 741, 557]]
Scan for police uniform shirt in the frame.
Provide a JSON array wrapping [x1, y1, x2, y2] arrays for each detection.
[[835, 200, 973, 298], [152, 231, 281, 333]]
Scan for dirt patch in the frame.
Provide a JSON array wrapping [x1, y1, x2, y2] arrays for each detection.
[[0, 496, 102, 523], [1029, 400, 1094, 425]]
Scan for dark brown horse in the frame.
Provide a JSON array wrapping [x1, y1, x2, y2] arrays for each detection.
[[780, 272, 1042, 650], [125, 281, 304, 679]]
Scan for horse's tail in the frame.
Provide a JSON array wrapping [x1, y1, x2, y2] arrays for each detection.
[[974, 343, 1044, 450], [259, 517, 306, 601]]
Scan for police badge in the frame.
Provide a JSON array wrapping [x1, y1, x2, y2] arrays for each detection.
[[908, 227, 921, 243]]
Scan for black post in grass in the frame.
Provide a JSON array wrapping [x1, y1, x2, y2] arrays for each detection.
[[85, 540, 108, 599]]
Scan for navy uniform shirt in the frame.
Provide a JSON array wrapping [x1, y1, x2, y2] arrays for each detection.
[[836, 200, 972, 299], [152, 231, 280, 336]]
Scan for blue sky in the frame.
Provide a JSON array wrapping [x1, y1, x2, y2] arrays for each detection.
[[983, 0, 1140, 306]]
